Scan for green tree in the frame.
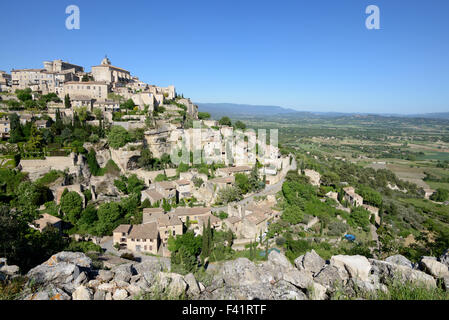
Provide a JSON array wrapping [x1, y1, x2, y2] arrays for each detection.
[[198, 112, 211, 120], [64, 94, 71, 109], [96, 202, 123, 236], [107, 126, 129, 149], [218, 116, 232, 126], [60, 191, 84, 224], [430, 188, 449, 202]]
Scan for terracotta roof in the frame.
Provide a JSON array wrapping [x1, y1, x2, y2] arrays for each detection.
[[245, 211, 267, 225], [128, 223, 158, 240], [157, 214, 183, 227], [218, 166, 252, 173], [173, 207, 211, 216], [156, 181, 175, 190], [198, 214, 221, 225], [143, 189, 165, 202], [175, 179, 191, 186], [143, 208, 165, 215], [226, 216, 242, 224], [209, 176, 235, 184], [113, 224, 131, 234], [64, 81, 108, 85]]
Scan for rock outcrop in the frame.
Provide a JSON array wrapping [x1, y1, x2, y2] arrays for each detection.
[[10, 248, 449, 300]]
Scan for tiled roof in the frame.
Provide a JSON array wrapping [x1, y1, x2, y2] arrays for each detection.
[[128, 222, 158, 240]]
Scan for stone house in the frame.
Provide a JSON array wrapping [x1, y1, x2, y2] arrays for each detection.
[[216, 166, 252, 177], [113, 223, 160, 255], [154, 181, 177, 200], [0, 116, 10, 139], [196, 214, 223, 234], [224, 216, 242, 234], [173, 207, 212, 224], [207, 176, 235, 191], [31, 213, 62, 232], [343, 187, 364, 207], [63, 81, 109, 102], [141, 189, 165, 206], [303, 169, 321, 187]]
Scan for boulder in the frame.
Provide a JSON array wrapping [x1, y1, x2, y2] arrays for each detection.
[[0, 264, 20, 276], [23, 285, 71, 300], [112, 288, 129, 300], [97, 270, 114, 282], [313, 265, 347, 291], [26, 252, 92, 292], [385, 255, 413, 269], [134, 257, 170, 274], [439, 249, 449, 268], [94, 290, 107, 300], [98, 282, 116, 292], [301, 250, 326, 275], [294, 255, 305, 271], [420, 258, 449, 279], [330, 255, 372, 282], [112, 263, 135, 283], [73, 272, 88, 287], [156, 272, 187, 298], [72, 286, 93, 300], [221, 258, 261, 287], [308, 282, 327, 300], [184, 273, 201, 296], [370, 259, 436, 288], [442, 276, 449, 292], [283, 269, 314, 289], [44, 252, 92, 268], [268, 250, 294, 272]]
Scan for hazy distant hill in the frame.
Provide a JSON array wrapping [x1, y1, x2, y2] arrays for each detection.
[[196, 102, 449, 120], [195, 103, 302, 118]]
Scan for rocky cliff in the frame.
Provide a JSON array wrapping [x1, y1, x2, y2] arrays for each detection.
[[3, 249, 448, 300]]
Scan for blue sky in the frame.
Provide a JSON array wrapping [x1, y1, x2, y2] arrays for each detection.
[[0, 0, 448, 114]]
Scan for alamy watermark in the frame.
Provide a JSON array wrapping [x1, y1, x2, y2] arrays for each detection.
[[365, 5, 380, 30], [66, 5, 80, 30], [169, 121, 279, 167]]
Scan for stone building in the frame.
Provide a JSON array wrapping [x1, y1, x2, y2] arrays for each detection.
[[173, 207, 212, 223], [343, 187, 364, 207], [31, 213, 62, 232], [91, 57, 132, 84], [63, 81, 109, 102], [0, 116, 10, 139], [11, 59, 82, 93], [113, 223, 160, 255]]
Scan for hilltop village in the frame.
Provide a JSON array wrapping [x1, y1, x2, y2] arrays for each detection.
[[0, 57, 295, 260], [1, 58, 449, 301]]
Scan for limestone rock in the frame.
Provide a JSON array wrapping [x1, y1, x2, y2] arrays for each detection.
[[313, 265, 347, 291], [439, 249, 449, 268], [308, 282, 327, 300], [72, 286, 93, 300], [221, 258, 261, 287], [0, 264, 20, 276], [184, 273, 201, 296], [268, 250, 295, 272], [113, 288, 129, 300], [23, 285, 71, 300], [385, 255, 413, 269], [94, 290, 106, 300], [302, 250, 326, 275], [98, 270, 114, 282], [370, 259, 436, 288], [112, 263, 135, 283], [156, 272, 187, 298], [421, 258, 449, 278], [283, 269, 314, 289], [330, 255, 372, 282]]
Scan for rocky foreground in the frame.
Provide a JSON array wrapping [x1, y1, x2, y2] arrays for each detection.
[[1, 249, 449, 300]]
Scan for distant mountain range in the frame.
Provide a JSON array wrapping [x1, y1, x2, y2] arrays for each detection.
[[195, 103, 449, 120]]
